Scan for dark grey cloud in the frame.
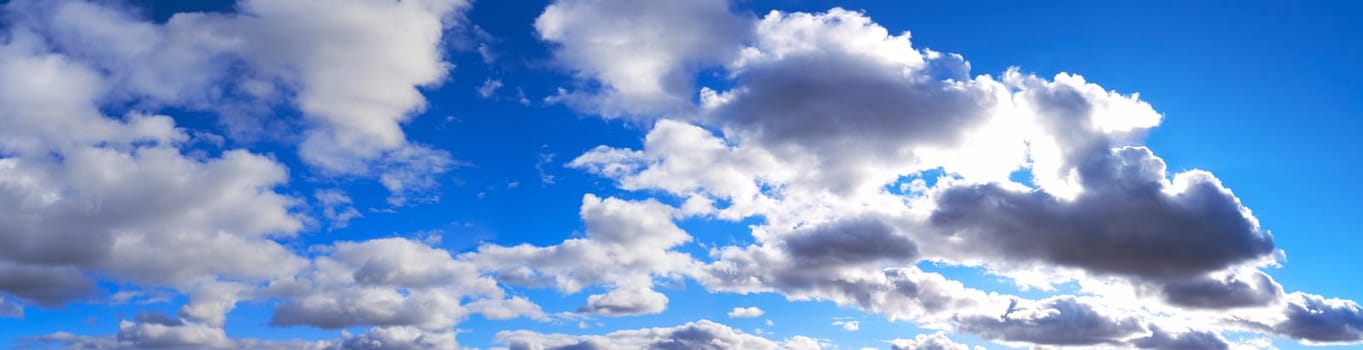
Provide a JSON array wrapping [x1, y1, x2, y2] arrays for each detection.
[[931, 147, 1274, 280], [1159, 270, 1283, 309], [701, 217, 925, 294], [957, 296, 1144, 346], [782, 217, 917, 268], [1257, 293, 1363, 345], [0, 262, 98, 307], [699, 10, 1006, 194], [713, 51, 987, 155]]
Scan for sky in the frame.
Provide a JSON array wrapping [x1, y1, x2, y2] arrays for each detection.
[[0, 0, 1361, 349]]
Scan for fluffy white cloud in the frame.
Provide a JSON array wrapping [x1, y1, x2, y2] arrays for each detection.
[[331, 326, 459, 350], [0, 23, 305, 326], [0, 0, 497, 335], [728, 306, 764, 318], [266, 238, 535, 330], [472, 194, 696, 316], [537, 0, 749, 116], [890, 332, 977, 350], [5, 0, 468, 203]]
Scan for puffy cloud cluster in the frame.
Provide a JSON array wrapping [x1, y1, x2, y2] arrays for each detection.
[[0, 0, 490, 343], [21, 316, 455, 350], [267, 238, 538, 330], [536, 0, 749, 117], [545, 0, 1363, 347], [5, 0, 465, 203], [495, 319, 802, 350], [0, 12, 305, 323], [471, 195, 696, 316]]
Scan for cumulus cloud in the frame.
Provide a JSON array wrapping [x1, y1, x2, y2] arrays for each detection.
[[19, 317, 451, 350], [1157, 270, 1283, 309], [536, 0, 750, 116], [0, 20, 305, 324], [266, 238, 530, 330], [4, 0, 467, 202], [332, 326, 459, 350], [1244, 292, 1363, 345], [554, 5, 1344, 347], [728, 306, 764, 318], [1130, 326, 1230, 350], [472, 194, 696, 316], [0, 263, 98, 308], [496, 319, 783, 350], [695, 217, 998, 325], [890, 332, 976, 350], [925, 75, 1276, 280], [956, 296, 1144, 346], [699, 9, 1017, 194], [5, 0, 1360, 349], [578, 285, 669, 316]]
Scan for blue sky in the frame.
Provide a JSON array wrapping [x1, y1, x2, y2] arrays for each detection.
[[1, 0, 1361, 349]]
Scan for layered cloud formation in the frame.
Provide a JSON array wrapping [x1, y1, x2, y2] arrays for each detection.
[[1, 0, 1358, 349]]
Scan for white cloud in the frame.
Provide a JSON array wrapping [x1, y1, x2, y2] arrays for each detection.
[[472, 194, 697, 316], [549, 3, 1360, 348], [536, 0, 750, 117], [832, 320, 859, 332], [4, 1, 1361, 349], [729, 306, 765, 318], [7, 0, 469, 202], [479, 78, 503, 98], [783, 336, 824, 350], [0, 27, 305, 325], [891, 332, 975, 350], [266, 238, 533, 330], [316, 189, 362, 229]]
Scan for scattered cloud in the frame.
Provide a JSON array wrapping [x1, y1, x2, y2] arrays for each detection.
[[1, 0, 1358, 349], [729, 306, 764, 318]]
